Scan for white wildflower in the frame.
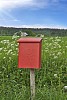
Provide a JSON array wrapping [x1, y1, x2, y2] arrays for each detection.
[[11, 44, 14, 46], [12, 54, 15, 55], [54, 56, 58, 59], [57, 52, 62, 56], [65, 46, 67, 48], [0, 48, 3, 51], [56, 39, 61, 42], [9, 57, 11, 60], [58, 45, 61, 48], [16, 48, 18, 50], [53, 46, 57, 49], [64, 86, 67, 89], [1, 40, 9, 44], [50, 37, 53, 40], [54, 74, 57, 78], [3, 57, 6, 59], [7, 50, 12, 54], [63, 51, 65, 54]]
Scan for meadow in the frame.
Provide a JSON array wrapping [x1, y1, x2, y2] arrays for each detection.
[[0, 35, 67, 100]]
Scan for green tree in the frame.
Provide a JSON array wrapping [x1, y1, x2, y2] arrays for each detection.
[[25, 30, 35, 36]]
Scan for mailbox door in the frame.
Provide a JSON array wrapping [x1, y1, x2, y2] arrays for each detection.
[[18, 42, 41, 69]]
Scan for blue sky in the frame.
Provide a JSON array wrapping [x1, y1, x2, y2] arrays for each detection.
[[0, 0, 67, 28]]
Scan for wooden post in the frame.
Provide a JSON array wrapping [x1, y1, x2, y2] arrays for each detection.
[[30, 69, 35, 100]]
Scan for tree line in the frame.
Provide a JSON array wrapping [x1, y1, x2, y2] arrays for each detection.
[[0, 26, 67, 36]]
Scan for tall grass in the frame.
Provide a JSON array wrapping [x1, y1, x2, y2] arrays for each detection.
[[0, 36, 67, 100]]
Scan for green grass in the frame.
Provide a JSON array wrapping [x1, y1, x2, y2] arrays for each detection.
[[0, 36, 67, 100]]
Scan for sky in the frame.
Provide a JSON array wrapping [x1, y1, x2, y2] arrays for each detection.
[[0, 0, 67, 29]]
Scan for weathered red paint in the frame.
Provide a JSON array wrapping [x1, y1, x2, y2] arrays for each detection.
[[17, 38, 42, 69]]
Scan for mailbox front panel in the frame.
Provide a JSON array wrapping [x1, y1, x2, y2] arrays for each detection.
[[18, 42, 41, 68]]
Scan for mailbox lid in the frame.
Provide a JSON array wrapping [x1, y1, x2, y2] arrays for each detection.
[[17, 38, 42, 43]]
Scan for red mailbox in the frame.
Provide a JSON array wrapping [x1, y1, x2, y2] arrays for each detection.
[[17, 38, 42, 69]]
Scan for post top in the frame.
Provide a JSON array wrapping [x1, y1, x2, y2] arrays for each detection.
[[17, 38, 42, 43]]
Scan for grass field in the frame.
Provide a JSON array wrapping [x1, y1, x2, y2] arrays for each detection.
[[0, 36, 67, 100]]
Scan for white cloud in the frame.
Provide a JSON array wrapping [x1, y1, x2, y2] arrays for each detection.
[[0, 0, 59, 10], [20, 24, 67, 29], [4, 24, 67, 29], [0, 18, 20, 22], [0, 0, 33, 9]]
